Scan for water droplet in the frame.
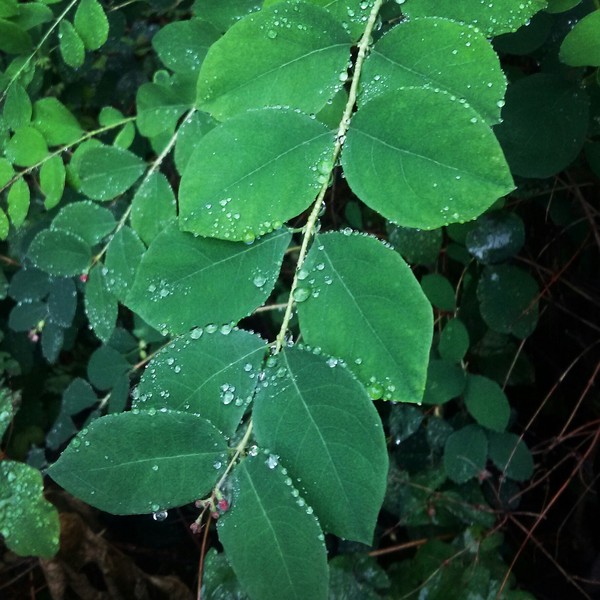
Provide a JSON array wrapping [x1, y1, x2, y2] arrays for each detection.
[[190, 328, 203, 339], [266, 454, 279, 469], [293, 287, 310, 303], [153, 510, 168, 521], [267, 29, 277, 39]]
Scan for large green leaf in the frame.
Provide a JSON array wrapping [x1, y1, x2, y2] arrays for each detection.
[[253, 347, 388, 543], [494, 73, 590, 178], [196, 1, 351, 120], [0, 461, 59, 558], [487, 432, 534, 482], [342, 88, 514, 229], [0, 18, 32, 53], [58, 19, 84, 68], [402, 0, 548, 37], [40, 155, 66, 209], [48, 410, 228, 514], [361, 17, 506, 125], [77, 145, 145, 201], [297, 232, 433, 402], [152, 18, 221, 74], [179, 108, 333, 241], [218, 456, 329, 600], [126, 225, 291, 335], [134, 329, 266, 436]]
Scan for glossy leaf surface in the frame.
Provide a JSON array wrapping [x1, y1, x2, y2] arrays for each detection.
[[342, 88, 514, 229], [179, 108, 333, 241], [127, 225, 291, 335], [134, 329, 266, 436], [48, 410, 228, 514], [402, 0, 547, 36], [361, 17, 506, 125], [297, 232, 432, 402], [218, 456, 329, 600], [253, 347, 388, 543], [196, 1, 351, 120]]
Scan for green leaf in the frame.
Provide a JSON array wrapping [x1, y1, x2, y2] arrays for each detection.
[[40, 155, 66, 209], [546, 0, 581, 12], [33, 98, 83, 146], [443, 424, 488, 484], [0, 158, 14, 188], [265, 0, 376, 41], [78, 145, 145, 201], [152, 18, 221, 74], [0, 18, 32, 53], [193, 0, 261, 31], [7, 178, 29, 227], [5, 126, 48, 167], [402, 0, 548, 36], [422, 359, 466, 405], [130, 172, 176, 245], [47, 277, 77, 327], [361, 17, 506, 125], [0, 1, 19, 18], [73, 0, 109, 51], [174, 111, 216, 174], [13, 2, 53, 30], [62, 377, 98, 415], [4, 82, 31, 129], [9, 300, 47, 331], [8, 267, 50, 302], [41, 321, 64, 363], [58, 19, 84, 68], [421, 273, 456, 311], [127, 225, 291, 335], [51, 201, 115, 245], [48, 410, 228, 514], [253, 347, 388, 543], [477, 265, 539, 339], [0, 389, 15, 439], [136, 81, 192, 138], [218, 455, 329, 600], [465, 211, 525, 264], [494, 73, 589, 179], [464, 374, 510, 432], [0, 461, 59, 558], [87, 344, 130, 391], [297, 232, 433, 402], [559, 9, 600, 66], [179, 109, 333, 241], [487, 432, 533, 481], [388, 224, 442, 265], [104, 226, 145, 302], [134, 328, 266, 436], [85, 267, 117, 343], [196, 1, 351, 120], [28, 229, 91, 277], [0, 208, 9, 240], [438, 319, 470, 363], [342, 88, 514, 229]]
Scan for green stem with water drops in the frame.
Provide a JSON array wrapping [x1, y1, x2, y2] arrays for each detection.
[[273, 0, 383, 353], [91, 108, 197, 267], [211, 0, 384, 499]]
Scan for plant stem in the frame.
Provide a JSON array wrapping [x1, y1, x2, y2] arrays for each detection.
[[92, 108, 197, 266], [273, 0, 383, 353]]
